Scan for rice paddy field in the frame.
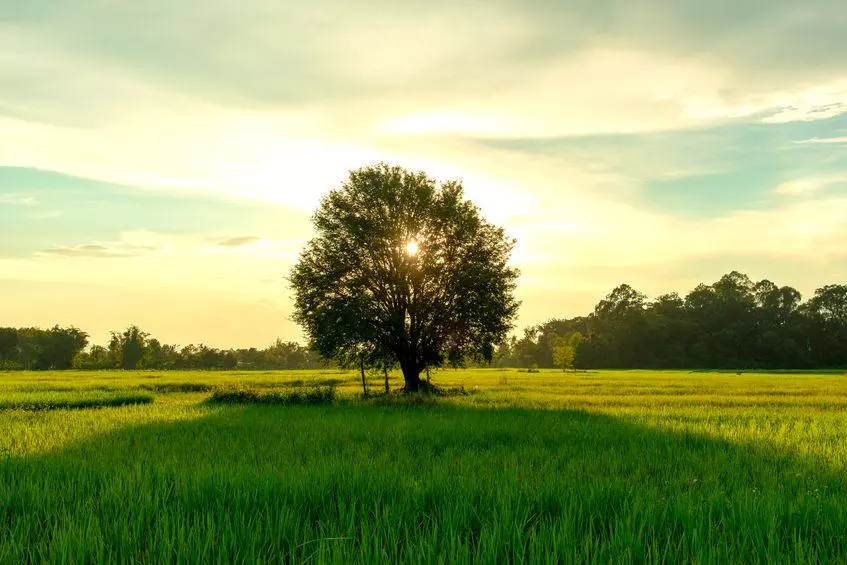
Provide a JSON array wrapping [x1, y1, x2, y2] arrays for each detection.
[[2, 368, 847, 563]]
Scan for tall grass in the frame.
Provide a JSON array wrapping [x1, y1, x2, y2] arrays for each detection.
[[2, 369, 847, 562], [0, 391, 153, 411]]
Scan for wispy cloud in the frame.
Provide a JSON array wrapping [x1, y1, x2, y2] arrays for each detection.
[[762, 103, 847, 125], [682, 80, 847, 126], [217, 235, 262, 247], [37, 230, 170, 258], [795, 136, 847, 144], [0, 193, 38, 205], [773, 174, 847, 196], [40, 242, 160, 258]]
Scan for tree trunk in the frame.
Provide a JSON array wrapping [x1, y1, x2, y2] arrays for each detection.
[[400, 361, 422, 392], [384, 367, 389, 393]]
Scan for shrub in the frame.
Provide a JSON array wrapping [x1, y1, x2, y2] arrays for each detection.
[[208, 386, 336, 406], [137, 383, 213, 393]]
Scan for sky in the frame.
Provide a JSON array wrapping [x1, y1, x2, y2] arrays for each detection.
[[2, 0, 847, 348]]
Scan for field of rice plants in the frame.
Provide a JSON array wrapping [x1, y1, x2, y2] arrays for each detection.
[[2, 368, 847, 563]]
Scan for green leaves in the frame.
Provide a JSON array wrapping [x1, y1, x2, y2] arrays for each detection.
[[291, 163, 519, 388]]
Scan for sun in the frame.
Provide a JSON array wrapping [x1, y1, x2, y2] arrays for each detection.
[[405, 240, 419, 256]]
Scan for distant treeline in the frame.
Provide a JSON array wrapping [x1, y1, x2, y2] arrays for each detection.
[[493, 271, 847, 370], [0, 325, 330, 371], [2, 271, 845, 371]]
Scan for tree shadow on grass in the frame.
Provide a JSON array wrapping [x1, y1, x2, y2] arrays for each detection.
[[2, 404, 846, 563]]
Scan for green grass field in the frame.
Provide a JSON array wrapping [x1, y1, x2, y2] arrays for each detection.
[[2, 369, 847, 563]]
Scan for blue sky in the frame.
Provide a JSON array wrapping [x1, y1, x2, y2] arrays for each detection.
[[2, 0, 847, 347]]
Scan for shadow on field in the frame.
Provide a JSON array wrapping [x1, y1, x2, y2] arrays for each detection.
[[3, 404, 847, 562]]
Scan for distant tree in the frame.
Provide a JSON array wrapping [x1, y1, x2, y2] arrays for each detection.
[[143, 338, 165, 369], [644, 293, 691, 368], [222, 350, 238, 370], [290, 163, 519, 391], [752, 280, 804, 367], [110, 325, 149, 370], [265, 340, 310, 369], [510, 272, 845, 371], [35, 326, 89, 370], [73, 344, 112, 370], [806, 284, 847, 366], [0, 328, 17, 354], [808, 285, 847, 325], [536, 318, 590, 368], [594, 284, 646, 319], [161, 343, 181, 368], [177, 345, 198, 369], [16, 328, 42, 371], [514, 327, 542, 368], [90, 345, 112, 369], [583, 284, 649, 368], [683, 272, 757, 368], [492, 335, 518, 367], [552, 331, 583, 371], [0, 328, 20, 369], [189, 344, 238, 370]]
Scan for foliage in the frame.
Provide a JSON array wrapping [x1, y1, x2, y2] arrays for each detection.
[[0, 391, 152, 411], [208, 386, 336, 405], [0, 326, 88, 370], [552, 331, 583, 371], [496, 271, 847, 370], [136, 382, 214, 393], [290, 163, 519, 390], [110, 325, 148, 370], [5, 328, 328, 372]]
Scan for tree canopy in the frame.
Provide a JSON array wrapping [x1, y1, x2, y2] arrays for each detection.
[[0, 326, 87, 370], [493, 272, 847, 370], [0, 325, 327, 371], [290, 163, 520, 390]]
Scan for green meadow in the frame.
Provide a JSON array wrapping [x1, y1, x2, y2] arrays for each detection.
[[2, 369, 847, 563]]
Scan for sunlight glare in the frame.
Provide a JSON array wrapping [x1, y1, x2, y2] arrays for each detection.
[[405, 240, 419, 255]]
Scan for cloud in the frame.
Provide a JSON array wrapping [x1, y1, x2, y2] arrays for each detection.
[[2, 1, 846, 209], [795, 136, 847, 144], [679, 80, 847, 126], [2, 1, 847, 148], [218, 235, 261, 247], [40, 242, 160, 258], [762, 103, 847, 124], [773, 174, 847, 196], [0, 193, 38, 205], [38, 231, 167, 258]]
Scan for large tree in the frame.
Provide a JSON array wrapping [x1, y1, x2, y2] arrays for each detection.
[[290, 163, 519, 391]]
